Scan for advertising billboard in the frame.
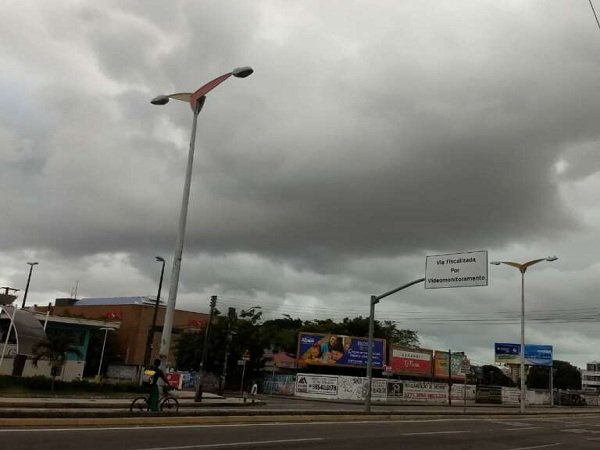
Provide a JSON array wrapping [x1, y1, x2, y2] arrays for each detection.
[[433, 351, 467, 380], [425, 250, 488, 289], [295, 374, 338, 396], [297, 332, 386, 368], [494, 343, 553, 367], [494, 342, 520, 364], [389, 347, 433, 377]]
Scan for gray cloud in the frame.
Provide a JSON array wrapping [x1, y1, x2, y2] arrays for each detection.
[[2, 1, 600, 367]]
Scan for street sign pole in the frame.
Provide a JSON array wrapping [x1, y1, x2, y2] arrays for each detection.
[[239, 360, 247, 395]]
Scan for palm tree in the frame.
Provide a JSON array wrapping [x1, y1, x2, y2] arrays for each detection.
[[32, 332, 82, 390]]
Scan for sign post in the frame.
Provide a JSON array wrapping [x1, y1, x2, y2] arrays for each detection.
[[239, 350, 250, 395], [462, 358, 470, 413]]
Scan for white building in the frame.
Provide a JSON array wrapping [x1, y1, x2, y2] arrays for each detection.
[[581, 361, 600, 392]]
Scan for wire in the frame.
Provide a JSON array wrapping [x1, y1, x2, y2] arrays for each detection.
[[590, 0, 600, 31], [215, 295, 600, 325]]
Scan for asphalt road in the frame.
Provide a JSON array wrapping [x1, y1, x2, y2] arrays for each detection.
[[3, 414, 600, 449]]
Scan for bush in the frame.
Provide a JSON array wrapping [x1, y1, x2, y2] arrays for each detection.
[[0, 375, 145, 394]]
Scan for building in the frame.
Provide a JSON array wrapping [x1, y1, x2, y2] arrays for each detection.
[[35, 297, 208, 368], [581, 361, 600, 392], [0, 308, 120, 381]]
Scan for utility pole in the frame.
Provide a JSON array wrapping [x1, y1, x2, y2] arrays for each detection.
[[219, 307, 236, 396], [144, 257, 166, 367], [448, 349, 452, 407], [195, 295, 217, 402]]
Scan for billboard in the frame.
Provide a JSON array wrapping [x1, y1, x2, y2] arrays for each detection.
[[390, 347, 433, 377], [297, 332, 386, 368], [295, 374, 338, 396], [494, 343, 553, 367], [494, 342, 520, 364], [425, 250, 488, 289], [433, 351, 467, 380]]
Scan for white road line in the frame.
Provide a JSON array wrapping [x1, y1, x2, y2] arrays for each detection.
[[506, 444, 561, 450], [562, 428, 600, 434], [402, 430, 471, 436], [134, 438, 324, 450]]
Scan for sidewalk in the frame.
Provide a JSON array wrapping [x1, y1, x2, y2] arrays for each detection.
[[0, 390, 264, 411]]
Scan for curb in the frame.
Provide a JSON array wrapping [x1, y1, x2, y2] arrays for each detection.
[[3, 411, 600, 428], [0, 401, 264, 409]]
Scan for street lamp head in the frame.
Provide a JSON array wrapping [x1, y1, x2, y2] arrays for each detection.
[[546, 256, 558, 262], [155, 256, 165, 263], [232, 66, 254, 78], [27, 262, 39, 266], [151, 95, 170, 105], [490, 261, 501, 265]]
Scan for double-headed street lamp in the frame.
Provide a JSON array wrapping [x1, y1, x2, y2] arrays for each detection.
[[151, 67, 253, 370], [21, 262, 39, 309], [490, 256, 558, 414]]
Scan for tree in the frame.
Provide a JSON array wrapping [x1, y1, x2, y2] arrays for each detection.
[[527, 360, 581, 390], [174, 312, 421, 391], [480, 365, 514, 387], [32, 332, 83, 390]]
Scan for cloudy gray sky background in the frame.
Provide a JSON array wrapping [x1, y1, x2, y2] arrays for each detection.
[[1, 0, 600, 368]]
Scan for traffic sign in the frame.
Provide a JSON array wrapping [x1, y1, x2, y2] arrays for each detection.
[[425, 250, 488, 289]]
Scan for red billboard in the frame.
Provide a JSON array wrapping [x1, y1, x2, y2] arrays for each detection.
[[390, 347, 433, 377]]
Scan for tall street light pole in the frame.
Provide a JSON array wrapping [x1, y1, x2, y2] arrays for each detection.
[[144, 256, 166, 367], [365, 277, 425, 413], [490, 256, 558, 414], [97, 327, 111, 379], [21, 262, 39, 309], [151, 67, 253, 370]]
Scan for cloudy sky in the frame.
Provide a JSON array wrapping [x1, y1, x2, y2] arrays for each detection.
[[2, 1, 600, 368]]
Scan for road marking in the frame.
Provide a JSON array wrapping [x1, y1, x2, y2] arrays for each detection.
[[562, 428, 600, 434], [402, 430, 471, 436], [506, 444, 561, 450], [134, 438, 324, 450], [502, 427, 543, 431], [490, 421, 534, 427]]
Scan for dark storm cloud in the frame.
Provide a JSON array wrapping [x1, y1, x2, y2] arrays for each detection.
[[3, 1, 598, 264], [2, 1, 600, 366]]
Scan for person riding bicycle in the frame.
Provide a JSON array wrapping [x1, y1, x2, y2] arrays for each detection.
[[144, 359, 170, 411]]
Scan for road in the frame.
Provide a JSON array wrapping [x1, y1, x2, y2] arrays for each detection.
[[3, 414, 600, 449]]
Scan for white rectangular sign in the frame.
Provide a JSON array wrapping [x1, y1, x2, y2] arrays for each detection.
[[425, 250, 488, 289]]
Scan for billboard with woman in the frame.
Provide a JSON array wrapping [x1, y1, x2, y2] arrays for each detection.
[[297, 332, 386, 368]]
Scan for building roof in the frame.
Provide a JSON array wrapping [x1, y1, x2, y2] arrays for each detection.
[[75, 296, 164, 307], [30, 312, 121, 330]]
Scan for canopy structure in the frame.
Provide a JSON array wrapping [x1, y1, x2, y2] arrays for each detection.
[[0, 305, 47, 369]]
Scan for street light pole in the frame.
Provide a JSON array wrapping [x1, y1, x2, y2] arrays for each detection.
[[97, 327, 111, 379], [144, 256, 166, 367], [151, 67, 253, 371], [490, 256, 558, 414], [21, 262, 38, 309], [365, 277, 425, 413]]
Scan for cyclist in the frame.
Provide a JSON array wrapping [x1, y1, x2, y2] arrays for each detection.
[[144, 359, 170, 411]]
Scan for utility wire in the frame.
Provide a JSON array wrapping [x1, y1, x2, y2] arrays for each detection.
[[590, 0, 600, 31], [217, 296, 600, 325]]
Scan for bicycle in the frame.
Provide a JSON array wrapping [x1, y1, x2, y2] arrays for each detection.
[[130, 385, 179, 413]]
